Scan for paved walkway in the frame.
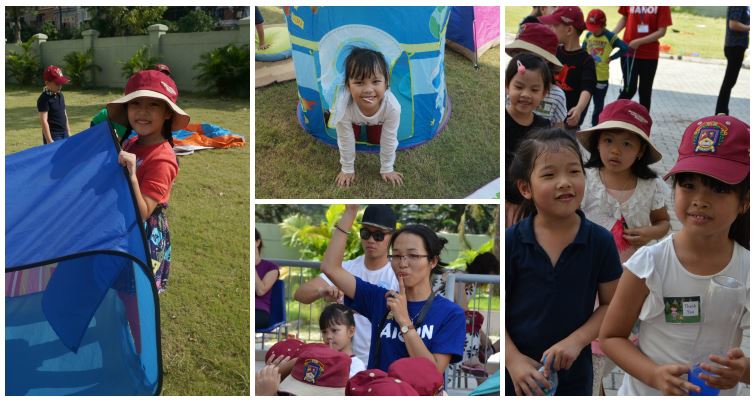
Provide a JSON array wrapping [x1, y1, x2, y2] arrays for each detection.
[[505, 34, 751, 395]]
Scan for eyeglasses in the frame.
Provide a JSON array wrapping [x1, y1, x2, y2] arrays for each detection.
[[360, 228, 389, 241], [388, 254, 430, 264]]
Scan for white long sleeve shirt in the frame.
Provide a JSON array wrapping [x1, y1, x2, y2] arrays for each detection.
[[331, 89, 401, 174]]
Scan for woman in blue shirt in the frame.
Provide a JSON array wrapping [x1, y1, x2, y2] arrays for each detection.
[[321, 204, 466, 373]]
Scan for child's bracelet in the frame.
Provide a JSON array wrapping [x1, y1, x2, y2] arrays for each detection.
[[334, 225, 349, 235]]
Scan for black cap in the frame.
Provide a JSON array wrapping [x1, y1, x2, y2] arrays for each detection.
[[361, 205, 396, 231]]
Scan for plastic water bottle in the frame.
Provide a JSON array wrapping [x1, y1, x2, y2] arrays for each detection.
[[688, 364, 719, 396], [532, 361, 558, 396], [688, 275, 746, 396]]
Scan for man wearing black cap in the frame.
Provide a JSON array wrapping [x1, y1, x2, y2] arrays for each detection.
[[294, 205, 399, 367]]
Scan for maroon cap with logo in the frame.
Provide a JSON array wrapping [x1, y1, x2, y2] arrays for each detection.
[[539, 6, 586, 31], [586, 9, 607, 31], [577, 99, 662, 163], [665, 115, 750, 184], [505, 23, 563, 69], [388, 357, 444, 396], [265, 338, 305, 363], [278, 343, 351, 395], [43, 65, 70, 84]]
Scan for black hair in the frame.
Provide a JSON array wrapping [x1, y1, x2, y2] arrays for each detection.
[[466, 252, 500, 275], [343, 47, 390, 87], [118, 103, 175, 148], [509, 128, 585, 222], [583, 130, 659, 179], [255, 228, 263, 252], [672, 173, 750, 250], [505, 52, 552, 94], [389, 224, 448, 275], [319, 303, 356, 331]]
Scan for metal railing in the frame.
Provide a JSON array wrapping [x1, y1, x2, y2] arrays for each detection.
[[256, 258, 500, 391]]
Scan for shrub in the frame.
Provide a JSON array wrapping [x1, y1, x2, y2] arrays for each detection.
[[194, 43, 250, 97], [120, 45, 159, 80], [177, 10, 216, 32], [6, 39, 39, 86], [40, 21, 58, 41], [63, 49, 102, 88]]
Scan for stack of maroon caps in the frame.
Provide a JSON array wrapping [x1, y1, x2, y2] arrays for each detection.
[[345, 369, 419, 396], [265, 338, 305, 362], [278, 343, 351, 395], [388, 357, 444, 396]]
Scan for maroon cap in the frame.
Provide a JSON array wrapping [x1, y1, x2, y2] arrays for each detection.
[[665, 115, 750, 184], [106, 69, 190, 131], [388, 357, 444, 396], [539, 6, 586, 31], [265, 338, 305, 363], [346, 369, 388, 395], [505, 23, 563, 69], [577, 99, 662, 163], [586, 9, 607, 32], [154, 63, 172, 75], [346, 374, 419, 396], [279, 343, 351, 395], [43, 65, 70, 85]]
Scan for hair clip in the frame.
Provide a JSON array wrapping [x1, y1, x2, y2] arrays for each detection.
[[517, 60, 526, 74]]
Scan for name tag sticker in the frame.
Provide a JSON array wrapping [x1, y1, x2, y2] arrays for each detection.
[[664, 296, 701, 323]]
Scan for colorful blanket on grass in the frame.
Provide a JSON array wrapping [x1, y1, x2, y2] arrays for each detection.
[[172, 123, 246, 155]]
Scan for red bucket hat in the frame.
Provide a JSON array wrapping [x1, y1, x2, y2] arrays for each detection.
[[345, 369, 419, 396], [586, 9, 607, 32], [43, 65, 70, 85], [539, 6, 586, 31], [387, 357, 444, 396], [278, 343, 350, 396], [106, 70, 190, 132], [265, 338, 305, 363], [505, 23, 563, 70], [664, 115, 750, 184], [577, 99, 662, 163]]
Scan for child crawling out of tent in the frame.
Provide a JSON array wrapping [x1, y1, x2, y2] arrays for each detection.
[[330, 47, 404, 187]]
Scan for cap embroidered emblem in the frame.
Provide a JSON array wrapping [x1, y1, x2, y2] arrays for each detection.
[[693, 121, 728, 154], [627, 110, 648, 124], [303, 359, 324, 384], [161, 81, 177, 96]]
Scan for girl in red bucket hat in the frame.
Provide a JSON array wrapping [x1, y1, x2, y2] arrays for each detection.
[[108, 70, 191, 293], [577, 99, 670, 262], [600, 115, 749, 395]]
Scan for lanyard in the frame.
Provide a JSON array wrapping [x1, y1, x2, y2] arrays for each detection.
[[370, 292, 436, 369]]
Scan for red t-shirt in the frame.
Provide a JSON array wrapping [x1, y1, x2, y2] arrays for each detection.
[[124, 138, 178, 204], [619, 6, 672, 60]]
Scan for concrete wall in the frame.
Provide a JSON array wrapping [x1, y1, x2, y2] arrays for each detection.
[[6, 19, 250, 92], [255, 222, 492, 263]]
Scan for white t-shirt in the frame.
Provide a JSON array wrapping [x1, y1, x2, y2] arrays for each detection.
[[581, 168, 670, 260], [320, 255, 399, 367], [618, 235, 750, 396], [331, 88, 401, 174], [349, 355, 367, 378]]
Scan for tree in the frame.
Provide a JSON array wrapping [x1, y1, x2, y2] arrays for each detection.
[[40, 21, 58, 41], [63, 49, 102, 88], [7, 7, 36, 43], [194, 44, 250, 98], [85, 6, 167, 37], [177, 9, 216, 32], [120, 46, 159, 80]]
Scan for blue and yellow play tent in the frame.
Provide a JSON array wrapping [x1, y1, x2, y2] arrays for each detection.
[[285, 6, 452, 151], [6, 122, 162, 395]]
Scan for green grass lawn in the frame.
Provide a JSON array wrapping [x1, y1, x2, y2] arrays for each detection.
[[5, 86, 250, 395], [255, 7, 500, 199], [505, 6, 729, 60]]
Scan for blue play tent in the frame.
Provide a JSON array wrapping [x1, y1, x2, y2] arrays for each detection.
[[6, 122, 162, 395], [285, 6, 452, 151]]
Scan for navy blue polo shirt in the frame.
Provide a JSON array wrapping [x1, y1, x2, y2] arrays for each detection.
[[37, 90, 68, 133], [504, 210, 622, 395], [725, 6, 749, 48]]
